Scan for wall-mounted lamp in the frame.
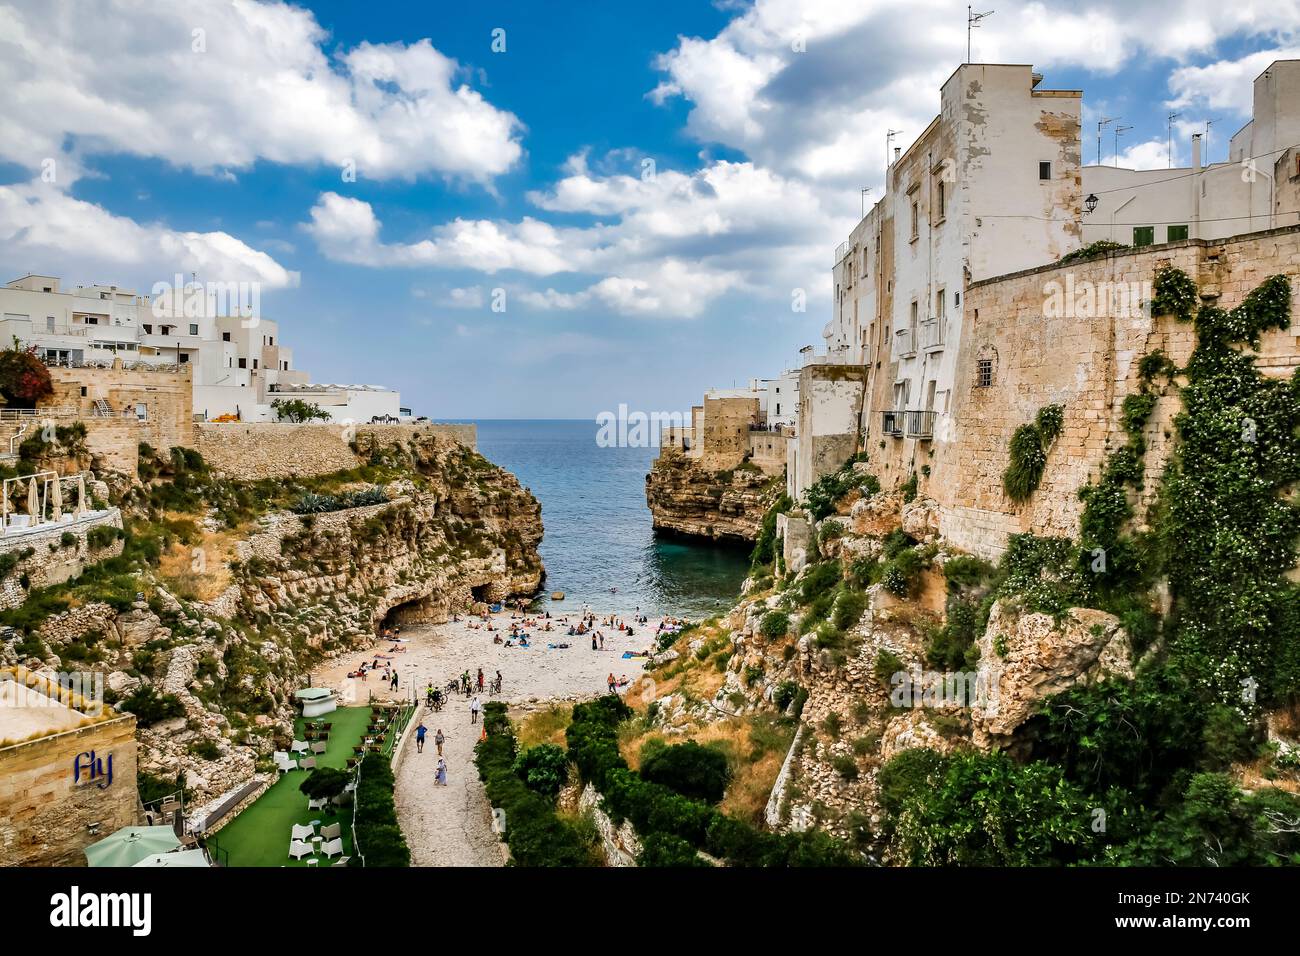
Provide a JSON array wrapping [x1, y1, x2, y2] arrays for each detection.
[[1084, 193, 1099, 215]]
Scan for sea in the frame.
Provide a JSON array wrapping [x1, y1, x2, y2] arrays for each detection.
[[464, 419, 751, 620]]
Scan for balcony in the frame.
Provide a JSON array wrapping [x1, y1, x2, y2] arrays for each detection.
[[891, 328, 916, 360], [833, 241, 851, 266], [880, 410, 905, 437], [904, 409, 937, 439], [919, 318, 945, 352]]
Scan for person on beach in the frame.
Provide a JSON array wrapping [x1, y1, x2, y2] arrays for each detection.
[[416, 721, 427, 753], [607, 673, 617, 694], [435, 757, 448, 786], [477, 668, 484, 692], [591, 634, 598, 651], [470, 696, 482, 724], [435, 728, 445, 756]]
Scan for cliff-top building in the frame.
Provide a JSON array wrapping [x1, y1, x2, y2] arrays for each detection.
[[0, 274, 405, 423]]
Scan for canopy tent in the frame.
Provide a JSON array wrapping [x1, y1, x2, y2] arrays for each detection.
[[132, 848, 210, 868], [84, 825, 182, 867]]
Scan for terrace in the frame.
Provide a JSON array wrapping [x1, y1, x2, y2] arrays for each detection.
[[210, 702, 414, 867]]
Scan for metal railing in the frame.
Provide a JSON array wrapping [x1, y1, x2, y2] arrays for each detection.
[[905, 409, 938, 438], [881, 410, 905, 437], [833, 240, 851, 265], [0, 406, 75, 421]]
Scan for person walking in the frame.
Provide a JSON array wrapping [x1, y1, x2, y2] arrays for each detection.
[[435, 757, 448, 786], [470, 695, 482, 724], [415, 721, 427, 753], [391, 671, 399, 691], [607, 673, 617, 695], [477, 668, 484, 692], [435, 728, 445, 756]]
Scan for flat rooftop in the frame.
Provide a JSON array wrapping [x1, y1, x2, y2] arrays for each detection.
[[0, 672, 107, 746]]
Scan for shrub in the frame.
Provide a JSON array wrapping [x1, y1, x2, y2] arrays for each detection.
[[511, 743, 570, 800], [354, 753, 410, 867], [637, 832, 709, 867], [0, 339, 53, 407], [1002, 404, 1064, 501], [831, 755, 860, 781], [120, 686, 185, 726], [640, 740, 731, 804], [773, 680, 800, 713], [759, 610, 790, 639], [299, 767, 350, 801]]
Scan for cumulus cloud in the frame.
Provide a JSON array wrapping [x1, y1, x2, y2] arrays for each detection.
[[0, 0, 523, 183], [0, 180, 298, 288], [1169, 46, 1300, 115]]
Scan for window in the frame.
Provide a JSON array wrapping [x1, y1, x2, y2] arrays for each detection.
[[84, 315, 98, 325], [142, 324, 153, 334], [935, 287, 946, 320], [936, 181, 945, 219], [281, 361, 289, 371], [954, 291, 961, 307], [46, 316, 54, 333], [1133, 226, 1155, 247], [222, 331, 231, 341], [238, 358, 247, 369], [253, 359, 259, 369], [977, 358, 994, 387], [79, 386, 87, 397], [178, 353, 189, 364], [135, 403, 147, 421], [775, 403, 781, 416], [1167, 224, 1189, 242], [1039, 161, 1052, 180], [911, 201, 919, 239], [188, 323, 198, 336]]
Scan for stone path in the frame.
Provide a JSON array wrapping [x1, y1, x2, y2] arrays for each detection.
[[317, 607, 671, 867]]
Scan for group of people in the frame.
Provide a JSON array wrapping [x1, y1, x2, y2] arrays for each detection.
[[413, 722, 448, 785]]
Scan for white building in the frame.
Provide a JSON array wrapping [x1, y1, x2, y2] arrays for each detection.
[[763, 369, 800, 428], [0, 275, 404, 422], [824, 63, 1082, 448], [1082, 60, 1300, 246]]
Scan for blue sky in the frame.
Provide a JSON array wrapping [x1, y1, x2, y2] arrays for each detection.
[[1, 0, 1296, 417]]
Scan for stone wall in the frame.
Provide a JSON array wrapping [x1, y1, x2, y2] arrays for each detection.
[[747, 429, 788, 476], [45, 362, 193, 453], [192, 422, 477, 480], [932, 226, 1300, 558], [0, 711, 138, 867], [701, 396, 759, 471], [0, 509, 125, 610]]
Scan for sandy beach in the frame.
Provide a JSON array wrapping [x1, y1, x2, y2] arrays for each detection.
[[314, 603, 683, 866]]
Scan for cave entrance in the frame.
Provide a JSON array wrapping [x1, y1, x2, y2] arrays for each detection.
[[470, 583, 493, 604], [380, 594, 443, 632]]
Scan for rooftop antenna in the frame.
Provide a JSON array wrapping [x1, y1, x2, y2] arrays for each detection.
[[1204, 119, 1215, 163], [1114, 124, 1133, 166], [1097, 117, 1116, 166], [860, 187, 872, 218], [967, 6, 993, 63], [1166, 111, 1180, 168], [886, 129, 903, 171]]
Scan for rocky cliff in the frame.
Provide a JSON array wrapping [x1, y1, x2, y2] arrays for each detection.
[[0, 430, 543, 803], [645, 449, 782, 542]]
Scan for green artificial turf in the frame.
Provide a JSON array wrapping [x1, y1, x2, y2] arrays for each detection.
[[213, 706, 385, 867]]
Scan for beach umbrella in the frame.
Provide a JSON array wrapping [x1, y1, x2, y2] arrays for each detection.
[[76, 474, 87, 516], [26, 477, 39, 526], [131, 848, 209, 868], [51, 476, 62, 522], [84, 826, 182, 868]]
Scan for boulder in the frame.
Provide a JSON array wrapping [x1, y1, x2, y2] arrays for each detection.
[[971, 601, 1134, 749], [900, 497, 940, 541]]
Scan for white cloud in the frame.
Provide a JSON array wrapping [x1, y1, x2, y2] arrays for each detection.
[[520, 261, 742, 319], [0, 0, 523, 183], [1168, 47, 1300, 115], [0, 180, 298, 289], [1117, 138, 1173, 170], [444, 287, 486, 309]]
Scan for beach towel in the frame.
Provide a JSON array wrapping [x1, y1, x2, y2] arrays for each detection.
[[622, 651, 648, 659]]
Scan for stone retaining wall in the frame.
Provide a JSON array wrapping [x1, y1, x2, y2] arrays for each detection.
[[0, 510, 124, 611]]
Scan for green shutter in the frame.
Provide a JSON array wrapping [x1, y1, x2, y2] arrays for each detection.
[[1133, 226, 1155, 247], [1167, 224, 1188, 242]]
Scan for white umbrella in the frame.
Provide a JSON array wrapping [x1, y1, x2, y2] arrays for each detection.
[[131, 848, 210, 868], [26, 477, 39, 527], [51, 476, 62, 522]]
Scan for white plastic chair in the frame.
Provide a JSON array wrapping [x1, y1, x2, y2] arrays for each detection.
[[291, 740, 309, 754], [291, 823, 315, 842], [320, 822, 342, 841], [307, 796, 328, 812], [322, 838, 344, 859], [289, 840, 313, 861]]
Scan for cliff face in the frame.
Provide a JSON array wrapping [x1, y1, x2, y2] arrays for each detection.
[[0, 432, 543, 803], [645, 450, 782, 543]]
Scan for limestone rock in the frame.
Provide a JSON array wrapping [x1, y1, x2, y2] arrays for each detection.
[[971, 601, 1134, 749], [900, 497, 940, 541]]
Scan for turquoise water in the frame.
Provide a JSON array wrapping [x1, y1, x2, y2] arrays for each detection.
[[466, 420, 750, 619]]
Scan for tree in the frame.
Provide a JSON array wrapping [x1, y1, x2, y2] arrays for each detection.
[[271, 398, 331, 423], [0, 338, 53, 408], [639, 740, 731, 804]]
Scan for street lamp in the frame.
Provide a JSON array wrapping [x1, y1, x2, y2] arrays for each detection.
[[1084, 193, 1099, 215]]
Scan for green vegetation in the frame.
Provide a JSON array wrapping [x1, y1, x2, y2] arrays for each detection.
[[270, 398, 331, 423], [1059, 239, 1129, 264], [1002, 404, 1064, 501], [749, 492, 792, 570], [639, 739, 731, 804], [802, 455, 878, 521], [354, 753, 410, 867], [0, 338, 53, 407]]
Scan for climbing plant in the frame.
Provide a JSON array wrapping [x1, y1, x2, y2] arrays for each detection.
[[1002, 404, 1065, 502]]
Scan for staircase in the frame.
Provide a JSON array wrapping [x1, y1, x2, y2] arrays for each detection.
[[91, 399, 113, 417]]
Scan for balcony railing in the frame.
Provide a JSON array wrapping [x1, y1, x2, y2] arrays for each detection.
[[905, 409, 937, 438], [833, 241, 851, 266], [880, 410, 905, 437], [919, 318, 945, 351]]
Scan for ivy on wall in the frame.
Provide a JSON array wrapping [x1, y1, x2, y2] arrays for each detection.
[[1002, 404, 1064, 502]]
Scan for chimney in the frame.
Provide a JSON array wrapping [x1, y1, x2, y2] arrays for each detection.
[[1191, 133, 1202, 171], [894, 146, 901, 163]]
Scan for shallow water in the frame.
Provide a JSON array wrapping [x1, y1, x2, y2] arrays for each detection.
[[465, 419, 750, 620]]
